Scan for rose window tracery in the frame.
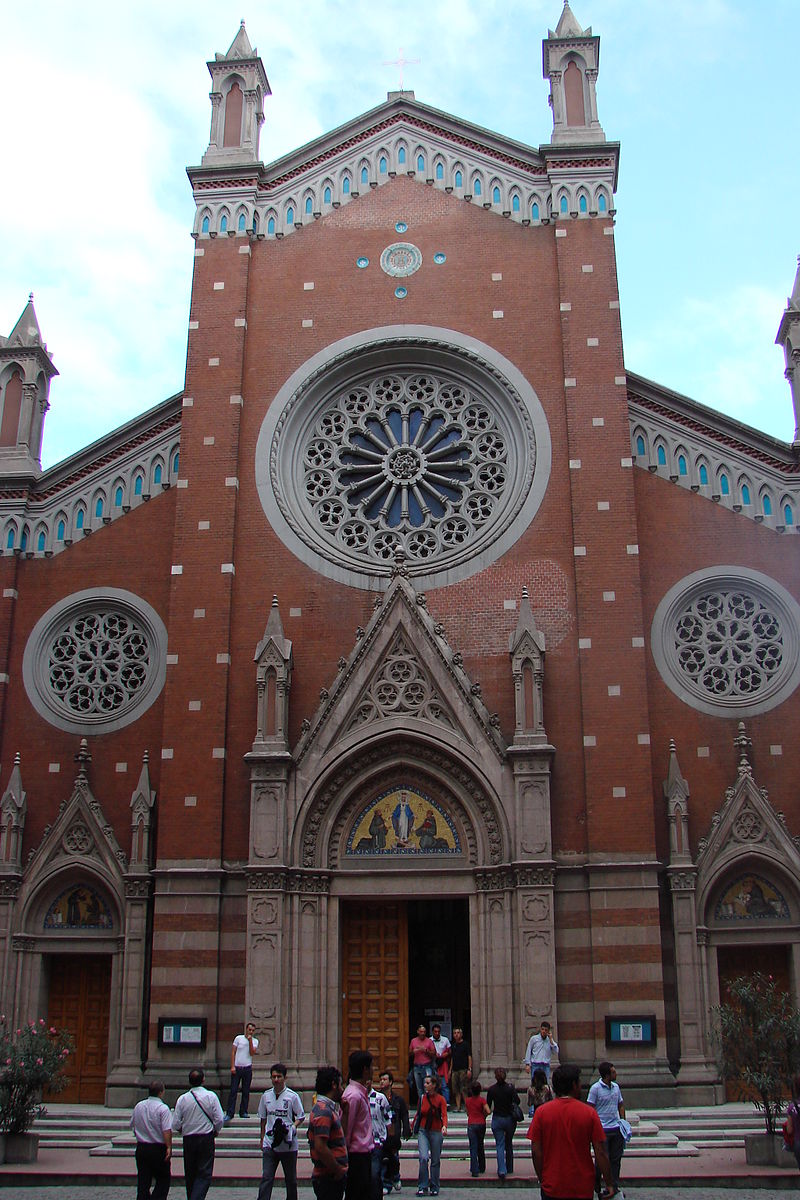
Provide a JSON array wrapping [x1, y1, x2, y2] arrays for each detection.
[[651, 569, 800, 717]]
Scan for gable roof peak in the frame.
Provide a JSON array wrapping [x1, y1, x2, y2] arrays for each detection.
[[219, 20, 255, 61], [790, 255, 800, 311], [6, 293, 43, 348]]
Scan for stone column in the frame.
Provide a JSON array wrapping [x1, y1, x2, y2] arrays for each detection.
[[668, 869, 716, 1089], [474, 868, 515, 1066], [286, 871, 331, 1083]]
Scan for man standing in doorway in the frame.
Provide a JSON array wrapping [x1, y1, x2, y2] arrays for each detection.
[[449, 1029, 472, 1113], [408, 1025, 436, 1106], [587, 1062, 626, 1197], [257, 1062, 306, 1200], [223, 1020, 258, 1122], [341, 1049, 374, 1200], [430, 1025, 451, 1105], [172, 1068, 224, 1200], [527, 1065, 616, 1200], [307, 1065, 349, 1200], [523, 1020, 559, 1084]]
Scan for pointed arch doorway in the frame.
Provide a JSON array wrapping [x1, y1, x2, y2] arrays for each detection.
[[340, 898, 471, 1083]]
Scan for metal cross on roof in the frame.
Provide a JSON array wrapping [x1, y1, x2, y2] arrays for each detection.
[[382, 47, 420, 91]]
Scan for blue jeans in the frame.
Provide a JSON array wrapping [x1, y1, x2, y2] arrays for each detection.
[[417, 1128, 443, 1193], [491, 1114, 514, 1176], [412, 1063, 433, 1103], [529, 1061, 550, 1083], [225, 1065, 252, 1117], [466, 1123, 485, 1175], [258, 1148, 298, 1200]]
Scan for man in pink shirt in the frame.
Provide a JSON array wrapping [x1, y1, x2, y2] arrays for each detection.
[[408, 1025, 436, 1107], [341, 1049, 373, 1200]]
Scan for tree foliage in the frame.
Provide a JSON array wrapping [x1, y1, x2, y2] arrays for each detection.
[[712, 971, 800, 1135]]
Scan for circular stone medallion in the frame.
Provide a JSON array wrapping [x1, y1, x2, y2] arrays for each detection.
[[380, 242, 422, 278]]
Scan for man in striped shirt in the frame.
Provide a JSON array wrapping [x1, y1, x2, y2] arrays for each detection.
[[308, 1066, 348, 1200]]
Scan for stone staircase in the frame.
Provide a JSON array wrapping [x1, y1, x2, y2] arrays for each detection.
[[32, 1103, 767, 1161]]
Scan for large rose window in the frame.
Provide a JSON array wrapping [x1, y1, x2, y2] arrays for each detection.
[[257, 330, 551, 588]]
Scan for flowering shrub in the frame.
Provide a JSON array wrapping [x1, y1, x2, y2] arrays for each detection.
[[0, 1015, 74, 1133], [712, 972, 800, 1135]]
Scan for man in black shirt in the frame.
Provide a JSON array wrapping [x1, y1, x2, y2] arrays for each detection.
[[449, 1029, 472, 1113]]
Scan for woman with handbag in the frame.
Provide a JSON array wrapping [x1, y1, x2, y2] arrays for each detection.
[[413, 1074, 447, 1196], [486, 1066, 521, 1181]]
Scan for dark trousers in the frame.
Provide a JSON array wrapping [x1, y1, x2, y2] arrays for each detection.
[[135, 1141, 171, 1200], [381, 1137, 401, 1186], [345, 1150, 372, 1200], [467, 1123, 486, 1174], [313, 1177, 347, 1200], [595, 1127, 624, 1190], [182, 1132, 215, 1200], [258, 1148, 298, 1200], [225, 1065, 252, 1117]]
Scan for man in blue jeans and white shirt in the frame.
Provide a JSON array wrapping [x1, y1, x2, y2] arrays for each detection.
[[523, 1020, 558, 1083], [587, 1061, 626, 1197]]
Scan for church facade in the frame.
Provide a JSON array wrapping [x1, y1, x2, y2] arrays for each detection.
[[1, 4, 799, 1106]]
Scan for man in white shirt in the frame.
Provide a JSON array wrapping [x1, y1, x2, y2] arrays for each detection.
[[257, 1062, 306, 1200], [587, 1061, 626, 1196], [523, 1020, 559, 1084], [131, 1080, 172, 1200], [172, 1068, 224, 1200], [224, 1021, 259, 1122], [430, 1024, 452, 1104], [368, 1081, 394, 1200]]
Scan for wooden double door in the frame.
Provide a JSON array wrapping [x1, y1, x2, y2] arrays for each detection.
[[342, 901, 409, 1080], [47, 953, 112, 1103]]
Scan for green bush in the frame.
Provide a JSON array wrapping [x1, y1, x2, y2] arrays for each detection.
[[0, 1015, 74, 1134], [712, 971, 800, 1135]]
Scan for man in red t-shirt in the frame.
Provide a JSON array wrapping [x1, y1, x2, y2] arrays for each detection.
[[527, 1065, 616, 1200]]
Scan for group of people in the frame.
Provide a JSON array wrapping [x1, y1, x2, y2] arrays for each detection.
[[130, 1017, 628, 1200]]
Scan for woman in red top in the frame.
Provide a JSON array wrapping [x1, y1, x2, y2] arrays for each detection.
[[464, 1081, 490, 1176], [414, 1074, 447, 1196]]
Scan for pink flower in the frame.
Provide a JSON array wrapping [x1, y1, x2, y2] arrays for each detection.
[[39, 1018, 45, 1025], [5, 1058, 10, 1065], [36, 1057, 43, 1065]]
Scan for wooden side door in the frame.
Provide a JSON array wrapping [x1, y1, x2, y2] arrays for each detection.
[[47, 954, 111, 1103], [341, 901, 408, 1082]]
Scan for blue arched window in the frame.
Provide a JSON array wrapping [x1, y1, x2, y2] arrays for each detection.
[[76, 509, 85, 530], [153, 464, 163, 485], [720, 473, 730, 496], [20, 529, 27, 551], [636, 435, 646, 456], [560, 195, 568, 214], [699, 464, 709, 485], [237, 213, 246, 232], [37, 531, 46, 552], [134, 475, 143, 496], [286, 207, 294, 226], [492, 186, 501, 204], [398, 147, 406, 164], [56, 520, 65, 541], [785, 504, 794, 526], [579, 194, 588, 213], [323, 186, 332, 204], [417, 154, 425, 172], [741, 484, 751, 506], [343, 177, 350, 195], [114, 486, 123, 507], [512, 194, 520, 212], [657, 445, 667, 466], [305, 197, 313, 215], [220, 215, 228, 233], [436, 162, 444, 180], [267, 216, 276, 235], [763, 495, 773, 516], [678, 455, 687, 476], [474, 179, 482, 197], [252, 212, 259, 234], [172, 451, 180, 474], [598, 194, 607, 213], [379, 156, 387, 174], [201, 215, 209, 234], [5, 528, 14, 550], [532, 202, 540, 220], [361, 166, 368, 184], [95, 497, 104, 519], [455, 170, 463, 188]]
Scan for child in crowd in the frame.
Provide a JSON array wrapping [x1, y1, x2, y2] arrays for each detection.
[[527, 1068, 553, 1117]]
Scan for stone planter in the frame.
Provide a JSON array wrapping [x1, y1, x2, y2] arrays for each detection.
[[3, 1131, 40, 1163], [744, 1131, 786, 1166]]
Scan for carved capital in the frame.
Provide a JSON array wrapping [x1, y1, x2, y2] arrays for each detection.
[[669, 870, 697, 892], [475, 867, 515, 892], [515, 865, 555, 888], [12, 935, 35, 952], [287, 870, 331, 895], [0, 878, 21, 899], [248, 869, 288, 891], [124, 877, 153, 900]]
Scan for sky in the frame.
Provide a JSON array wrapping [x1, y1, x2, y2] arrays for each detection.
[[2, 0, 798, 470]]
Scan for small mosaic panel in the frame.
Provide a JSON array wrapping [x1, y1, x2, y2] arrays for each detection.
[[380, 242, 422, 278], [356, 256, 369, 269], [44, 884, 114, 930], [433, 252, 446, 264], [395, 221, 408, 233], [394, 286, 407, 299], [714, 874, 790, 921], [346, 787, 460, 856]]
